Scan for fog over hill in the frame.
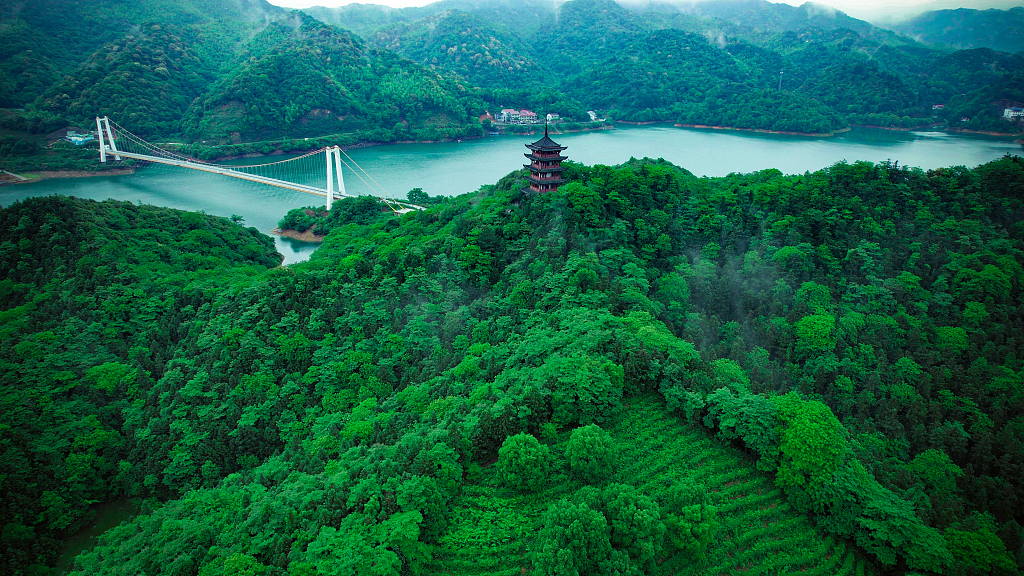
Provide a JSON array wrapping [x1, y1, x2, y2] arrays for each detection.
[[885, 6, 1024, 54]]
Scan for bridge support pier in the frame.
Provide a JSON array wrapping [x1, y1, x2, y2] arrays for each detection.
[[96, 117, 106, 163], [95, 116, 120, 162], [334, 147, 346, 199], [324, 146, 346, 211], [326, 147, 334, 211]]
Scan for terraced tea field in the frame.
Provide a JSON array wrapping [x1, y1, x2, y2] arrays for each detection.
[[615, 398, 875, 576], [427, 397, 877, 576]]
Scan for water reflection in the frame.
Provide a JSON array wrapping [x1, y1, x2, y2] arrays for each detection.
[[276, 235, 321, 265]]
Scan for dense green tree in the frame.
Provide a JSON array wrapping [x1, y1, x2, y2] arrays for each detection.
[[566, 424, 619, 485], [771, 393, 847, 489], [496, 433, 550, 491], [944, 514, 1017, 576], [532, 500, 613, 576], [661, 477, 719, 562]]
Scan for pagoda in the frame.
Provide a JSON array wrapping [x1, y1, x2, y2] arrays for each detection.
[[524, 125, 568, 193]]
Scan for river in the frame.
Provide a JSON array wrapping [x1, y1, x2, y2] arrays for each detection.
[[2, 124, 1020, 264]]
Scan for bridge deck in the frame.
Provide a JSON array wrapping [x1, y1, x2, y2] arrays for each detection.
[[112, 151, 343, 199], [106, 147, 425, 212]]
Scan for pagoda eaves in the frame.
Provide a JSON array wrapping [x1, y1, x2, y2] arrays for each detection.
[[524, 125, 568, 193]]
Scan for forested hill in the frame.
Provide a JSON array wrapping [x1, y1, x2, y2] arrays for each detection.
[[180, 13, 484, 143], [0, 0, 285, 109], [6, 0, 1024, 160], [3, 155, 1024, 575], [368, 10, 545, 91], [0, 0, 488, 153], [318, 0, 1024, 134], [887, 7, 1024, 54], [4, 0, 1024, 166]]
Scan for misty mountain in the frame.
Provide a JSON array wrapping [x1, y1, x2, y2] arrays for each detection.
[[629, 0, 908, 43], [1, 0, 490, 144], [5, 0, 1024, 147], [369, 10, 548, 90], [887, 7, 1024, 54], [303, 0, 557, 39]]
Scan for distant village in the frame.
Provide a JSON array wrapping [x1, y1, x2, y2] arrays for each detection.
[[930, 103, 1024, 125], [490, 108, 601, 126]]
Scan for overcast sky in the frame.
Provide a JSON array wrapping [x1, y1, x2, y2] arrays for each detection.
[[263, 0, 1023, 22]]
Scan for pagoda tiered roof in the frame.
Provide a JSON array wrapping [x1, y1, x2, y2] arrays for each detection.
[[525, 126, 567, 152], [523, 125, 568, 193]]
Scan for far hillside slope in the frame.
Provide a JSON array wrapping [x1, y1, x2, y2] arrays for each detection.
[[369, 10, 549, 90], [888, 7, 1024, 54], [303, 0, 556, 38], [636, 0, 917, 46], [0, 0, 285, 107], [181, 13, 486, 143], [33, 24, 216, 139]]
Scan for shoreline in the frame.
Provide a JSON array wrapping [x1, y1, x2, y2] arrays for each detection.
[[946, 127, 1023, 137], [850, 123, 946, 131], [673, 123, 848, 137], [272, 228, 325, 243], [1, 132, 497, 178]]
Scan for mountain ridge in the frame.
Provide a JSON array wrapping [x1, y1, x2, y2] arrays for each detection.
[[886, 6, 1024, 54]]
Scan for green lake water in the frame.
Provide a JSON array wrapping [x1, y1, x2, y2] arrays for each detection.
[[2, 124, 1020, 265]]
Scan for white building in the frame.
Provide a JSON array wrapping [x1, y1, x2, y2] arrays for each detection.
[[66, 131, 95, 145], [546, 113, 561, 122], [500, 108, 519, 123], [587, 110, 598, 121], [519, 109, 538, 124], [1004, 107, 1024, 120]]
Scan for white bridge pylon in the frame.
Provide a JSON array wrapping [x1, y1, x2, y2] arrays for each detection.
[[95, 117, 421, 213]]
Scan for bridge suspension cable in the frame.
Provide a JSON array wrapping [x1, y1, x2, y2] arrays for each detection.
[[94, 117, 423, 212]]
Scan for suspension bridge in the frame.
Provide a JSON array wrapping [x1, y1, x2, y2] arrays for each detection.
[[95, 117, 422, 212]]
